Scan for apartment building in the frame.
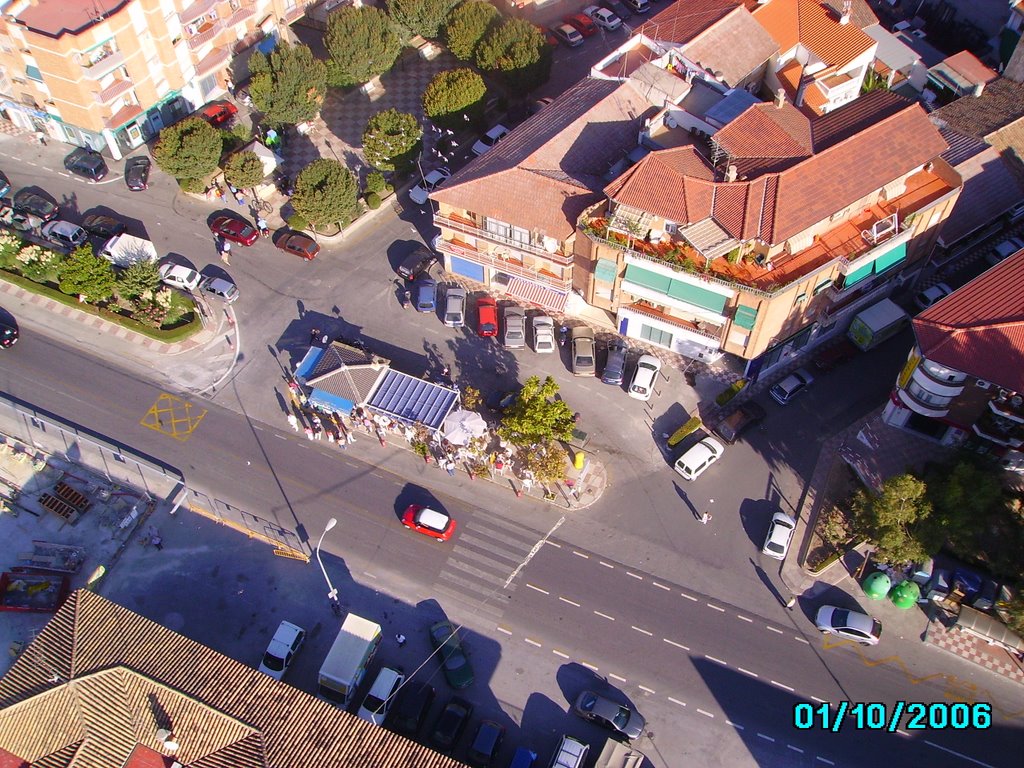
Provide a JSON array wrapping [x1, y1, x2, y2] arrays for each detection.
[[882, 247, 1024, 473], [0, 0, 310, 158]]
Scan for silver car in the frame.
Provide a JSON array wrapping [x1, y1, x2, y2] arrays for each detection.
[[199, 275, 239, 304], [814, 606, 882, 645], [572, 690, 645, 740], [570, 326, 596, 376], [532, 315, 556, 353], [443, 287, 466, 328], [503, 306, 526, 349]]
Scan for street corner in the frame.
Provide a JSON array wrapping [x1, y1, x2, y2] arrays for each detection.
[[140, 393, 207, 442]]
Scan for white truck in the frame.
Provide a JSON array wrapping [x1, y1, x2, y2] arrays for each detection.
[[593, 740, 645, 768], [847, 298, 908, 351], [316, 612, 382, 709], [99, 233, 157, 268]]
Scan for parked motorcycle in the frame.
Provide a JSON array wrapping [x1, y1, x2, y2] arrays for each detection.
[[558, 325, 570, 347]]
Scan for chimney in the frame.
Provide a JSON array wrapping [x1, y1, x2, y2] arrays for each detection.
[[726, 165, 737, 182], [973, 81, 986, 97], [840, 0, 852, 24], [774, 88, 785, 108], [795, 74, 814, 107]]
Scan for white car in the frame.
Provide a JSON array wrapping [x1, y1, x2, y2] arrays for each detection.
[[583, 5, 622, 30], [913, 282, 952, 311], [409, 167, 451, 205], [471, 124, 509, 156], [673, 437, 724, 481], [443, 287, 466, 328], [761, 511, 796, 560], [357, 666, 406, 725], [532, 315, 556, 353], [814, 606, 882, 646], [628, 354, 661, 401], [257, 620, 306, 680], [159, 263, 202, 292]]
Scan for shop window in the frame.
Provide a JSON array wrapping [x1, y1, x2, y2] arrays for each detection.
[[640, 324, 673, 347]]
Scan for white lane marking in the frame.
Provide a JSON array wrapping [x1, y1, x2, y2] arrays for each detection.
[[668, 697, 687, 707], [757, 733, 775, 743], [631, 625, 653, 636], [552, 649, 570, 659], [705, 655, 727, 666], [816, 758, 835, 766], [572, 550, 589, 559], [738, 668, 758, 678], [273, 433, 287, 440], [737, 614, 753, 623], [496, 626, 512, 635], [599, 561, 614, 569], [771, 680, 795, 692], [581, 662, 599, 672], [663, 638, 689, 651], [897, 730, 910, 738], [626, 571, 643, 580], [363, 571, 377, 579], [545, 541, 562, 548], [653, 582, 670, 591], [767, 626, 784, 634], [795, 637, 810, 644], [923, 741, 996, 768], [727, 721, 744, 730], [788, 745, 804, 754], [680, 592, 698, 601], [638, 685, 655, 694], [708, 604, 725, 612], [594, 610, 615, 621], [696, 709, 714, 719], [526, 583, 549, 595], [559, 596, 581, 607], [811, 696, 826, 703], [524, 638, 542, 647], [608, 673, 626, 682]]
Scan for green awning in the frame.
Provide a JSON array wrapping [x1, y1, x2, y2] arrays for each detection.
[[595, 258, 618, 282], [874, 242, 907, 273], [734, 305, 758, 330], [624, 264, 671, 292], [666, 279, 727, 313], [844, 260, 874, 286]]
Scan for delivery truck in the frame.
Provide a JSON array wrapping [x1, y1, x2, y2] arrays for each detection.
[[99, 233, 157, 268], [317, 612, 382, 709], [847, 298, 908, 351]]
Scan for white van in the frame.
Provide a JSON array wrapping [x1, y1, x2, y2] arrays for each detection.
[[550, 735, 589, 768], [357, 666, 405, 725]]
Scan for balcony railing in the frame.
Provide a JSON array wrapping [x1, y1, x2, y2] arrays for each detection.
[[188, 21, 224, 49], [434, 213, 571, 265], [80, 49, 125, 80], [437, 239, 571, 290], [95, 78, 134, 104]]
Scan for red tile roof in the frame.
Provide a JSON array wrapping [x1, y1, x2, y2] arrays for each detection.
[[13, 0, 128, 38], [605, 91, 947, 245], [942, 51, 999, 88], [753, 0, 875, 71], [914, 249, 1024, 391]]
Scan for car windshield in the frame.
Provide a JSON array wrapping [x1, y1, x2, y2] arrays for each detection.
[[576, 355, 594, 366], [831, 609, 849, 628], [766, 540, 784, 554], [612, 706, 630, 729], [480, 322, 496, 333], [363, 694, 386, 712], [261, 652, 285, 672]]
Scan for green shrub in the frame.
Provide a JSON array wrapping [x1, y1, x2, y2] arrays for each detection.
[[715, 379, 747, 406], [178, 177, 205, 193], [287, 213, 309, 231], [365, 191, 382, 209], [365, 171, 387, 195]]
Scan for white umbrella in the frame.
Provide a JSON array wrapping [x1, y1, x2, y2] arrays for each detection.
[[443, 409, 488, 446]]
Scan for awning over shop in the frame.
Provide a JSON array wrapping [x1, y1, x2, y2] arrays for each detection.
[[308, 390, 354, 414], [367, 370, 459, 431], [505, 278, 568, 313], [295, 346, 325, 381]]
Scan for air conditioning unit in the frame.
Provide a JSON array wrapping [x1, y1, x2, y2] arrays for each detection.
[[974, 379, 991, 390], [665, 222, 678, 234]]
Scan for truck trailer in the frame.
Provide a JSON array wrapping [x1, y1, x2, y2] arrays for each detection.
[[847, 298, 908, 351], [317, 613, 382, 709]]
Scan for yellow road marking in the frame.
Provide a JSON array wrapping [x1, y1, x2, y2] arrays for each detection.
[[140, 393, 207, 442]]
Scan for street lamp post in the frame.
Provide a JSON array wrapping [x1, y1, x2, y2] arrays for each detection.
[[316, 517, 339, 611]]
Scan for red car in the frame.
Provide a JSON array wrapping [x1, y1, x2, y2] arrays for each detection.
[[477, 296, 498, 337], [402, 505, 456, 541], [198, 100, 238, 127], [210, 215, 258, 246], [563, 13, 598, 37], [276, 232, 320, 260]]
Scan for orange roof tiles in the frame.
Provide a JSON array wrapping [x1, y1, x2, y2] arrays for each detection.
[[942, 51, 999, 87], [753, 0, 875, 70]]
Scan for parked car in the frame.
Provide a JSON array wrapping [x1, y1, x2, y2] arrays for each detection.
[[602, 338, 629, 385], [80, 214, 125, 240], [508, 747, 538, 768], [471, 124, 509, 156], [769, 368, 815, 406], [276, 232, 320, 260], [410, 167, 451, 205], [13, 189, 58, 222], [477, 296, 498, 337], [914, 282, 953, 311], [466, 720, 505, 766], [811, 340, 858, 373], [532, 315, 556, 353], [256, 620, 305, 680], [503, 306, 526, 349], [430, 696, 473, 752], [198, 100, 237, 126], [573, 690, 646, 740], [571, 326, 596, 376], [628, 354, 661, 400], [986, 236, 1024, 266], [599, 0, 632, 19], [673, 436, 724, 481], [402, 504, 456, 541], [428, 620, 474, 689], [528, 97, 555, 116], [397, 245, 437, 281], [549, 23, 584, 47], [622, 0, 650, 12], [0, 170, 9, 198], [124, 156, 151, 191], [357, 666, 405, 725], [41, 220, 88, 251], [583, 5, 622, 30], [713, 402, 765, 444], [0, 319, 17, 349], [761, 512, 796, 560], [159, 264, 202, 292], [198, 275, 239, 304], [563, 12, 598, 36], [814, 605, 882, 645], [63, 147, 108, 182], [414, 276, 437, 313], [390, 681, 435, 736], [210, 215, 258, 246], [444, 287, 466, 328]]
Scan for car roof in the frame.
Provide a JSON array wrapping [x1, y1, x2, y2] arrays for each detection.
[[205, 277, 235, 291], [417, 507, 450, 530]]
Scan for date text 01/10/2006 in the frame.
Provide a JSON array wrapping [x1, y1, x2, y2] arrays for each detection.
[[793, 702, 992, 733]]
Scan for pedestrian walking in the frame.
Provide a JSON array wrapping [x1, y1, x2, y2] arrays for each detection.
[[287, 413, 299, 431], [314, 426, 323, 440], [34, 129, 46, 146], [700, 512, 712, 525], [330, 598, 342, 617], [257, 216, 269, 238], [396, 633, 407, 647], [304, 426, 314, 440], [310, 327, 321, 346], [220, 240, 231, 265], [445, 459, 456, 477]]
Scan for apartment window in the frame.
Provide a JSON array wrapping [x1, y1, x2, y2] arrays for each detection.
[[906, 380, 949, 406], [640, 324, 673, 347], [484, 218, 511, 239], [25, 65, 42, 82], [510, 225, 530, 245], [813, 278, 832, 295]]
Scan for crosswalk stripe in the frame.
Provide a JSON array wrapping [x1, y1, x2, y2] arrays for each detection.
[[460, 527, 536, 551], [431, 583, 505, 620], [437, 570, 507, 600], [454, 546, 518, 573], [446, 558, 508, 584], [455, 537, 523, 566], [467, 514, 540, 540]]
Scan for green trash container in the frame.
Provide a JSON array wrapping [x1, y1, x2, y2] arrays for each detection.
[[863, 571, 891, 600]]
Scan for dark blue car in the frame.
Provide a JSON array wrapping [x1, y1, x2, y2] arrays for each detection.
[[415, 277, 437, 313]]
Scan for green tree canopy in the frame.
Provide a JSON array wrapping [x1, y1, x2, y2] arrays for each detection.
[[248, 42, 327, 127], [116, 259, 160, 300], [387, 0, 460, 39], [444, 0, 500, 61], [57, 243, 116, 303], [422, 68, 486, 129], [152, 118, 222, 181], [497, 375, 576, 446], [326, 6, 402, 87], [853, 473, 933, 565], [924, 460, 1004, 554], [475, 17, 550, 95], [522, 441, 568, 483], [222, 150, 266, 189], [291, 159, 360, 228], [362, 109, 422, 172]]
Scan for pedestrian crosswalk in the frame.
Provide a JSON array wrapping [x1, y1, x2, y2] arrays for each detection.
[[430, 515, 542, 623]]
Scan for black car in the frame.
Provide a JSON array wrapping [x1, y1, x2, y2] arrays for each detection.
[[0, 319, 17, 348], [600, 0, 632, 18], [430, 696, 472, 752], [124, 156, 151, 191], [80, 214, 126, 240], [63, 147, 108, 182], [13, 189, 58, 222], [466, 720, 505, 767], [390, 681, 435, 736], [397, 245, 437, 281]]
